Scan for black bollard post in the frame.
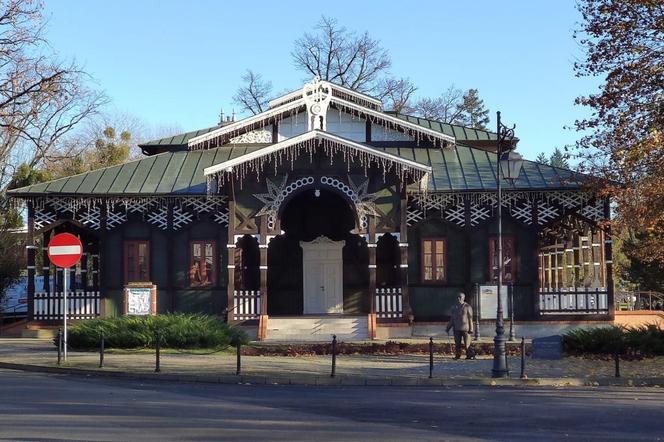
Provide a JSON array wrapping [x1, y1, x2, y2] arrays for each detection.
[[155, 331, 161, 373], [57, 328, 62, 366], [429, 337, 434, 379], [614, 351, 620, 378], [331, 335, 337, 378], [236, 340, 241, 376], [99, 330, 105, 368], [520, 337, 526, 379]]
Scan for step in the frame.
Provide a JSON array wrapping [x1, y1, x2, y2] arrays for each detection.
[[265, 316, 368, 341]]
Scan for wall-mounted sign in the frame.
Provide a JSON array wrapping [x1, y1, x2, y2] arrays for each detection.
[[124, 284, 157, 316], [479, 285, 508, 320]]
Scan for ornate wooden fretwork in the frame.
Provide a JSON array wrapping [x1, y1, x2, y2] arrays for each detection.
[[27, 196, 228, 232], [407, 190, 607, 229], [253, 175, 379, 230]]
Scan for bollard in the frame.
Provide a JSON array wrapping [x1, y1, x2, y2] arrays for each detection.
[[236, 340, 241, 376], [614, 351, 620, 378], [99, 330, 105, 368], [520, 337, 526, 379], [57, 328, 62, 366], [154, 331, 161, 373], [429, 337, 434, 378], [330, 335, 337, 378]]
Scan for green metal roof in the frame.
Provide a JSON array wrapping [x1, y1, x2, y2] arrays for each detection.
[[140, 125, 220, 147], [9, 145, 267, 197], [9, 142, 587, 197], [393, 114, 498, 143], [139, 114, 499, 149], [376, 144, 587, 192]]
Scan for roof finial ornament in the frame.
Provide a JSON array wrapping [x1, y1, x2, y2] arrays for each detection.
[[219, 107, 224, 125], [303, 76, 332, 131]]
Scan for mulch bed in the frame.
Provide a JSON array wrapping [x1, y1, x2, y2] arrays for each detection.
[[243, 341, 528, 357]]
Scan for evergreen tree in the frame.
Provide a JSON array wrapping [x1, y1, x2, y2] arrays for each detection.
[[536, 153, 549, 164], [456, 89, 490, 130], [549, 147, 569, 168]]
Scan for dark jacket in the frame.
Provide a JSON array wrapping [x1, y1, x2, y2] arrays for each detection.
[[446, 302, 474, 333]]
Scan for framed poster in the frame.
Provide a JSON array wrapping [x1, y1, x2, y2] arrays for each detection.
[[124, 284, 157, 316], [479, 285, 508, 320]]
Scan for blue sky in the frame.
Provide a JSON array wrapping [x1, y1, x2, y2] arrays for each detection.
[[44, 0, 599, 161]]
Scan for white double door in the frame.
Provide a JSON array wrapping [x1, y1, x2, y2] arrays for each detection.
[[301, 236, 344, 314]]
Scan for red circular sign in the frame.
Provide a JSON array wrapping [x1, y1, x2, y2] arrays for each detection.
[[48, 233, 83, 268]]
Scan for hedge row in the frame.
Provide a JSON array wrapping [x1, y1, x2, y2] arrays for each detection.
[[64, 314, 248, 350], [563, 325, 664, 356]]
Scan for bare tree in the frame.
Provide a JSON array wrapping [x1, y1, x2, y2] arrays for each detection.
[[413, 86, 464, 122], [378, 77, 417, 113], [232, 70, 273, 115], [0, 0, 107, 193], [292, 16, 391, 95]]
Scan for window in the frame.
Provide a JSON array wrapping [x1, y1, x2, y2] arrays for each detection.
[[125, 241, 150, 283], [190, 240, 216, 287], [489, 236, 516, 283], [421, 238, 446, 283]]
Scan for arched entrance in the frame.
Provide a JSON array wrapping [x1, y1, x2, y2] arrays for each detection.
[[267, 188, 368, 315]]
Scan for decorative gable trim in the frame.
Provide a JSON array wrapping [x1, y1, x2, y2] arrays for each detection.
[[203, 130, 432, 185], [187, 78, 455, 150]]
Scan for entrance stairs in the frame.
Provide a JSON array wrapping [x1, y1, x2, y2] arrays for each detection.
[[265, 316, 368, 342]]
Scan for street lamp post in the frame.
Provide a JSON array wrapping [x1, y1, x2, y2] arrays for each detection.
[[492, 111, 523, 378]]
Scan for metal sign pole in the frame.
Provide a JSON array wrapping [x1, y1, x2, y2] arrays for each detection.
[[63, 267, 68, 361]]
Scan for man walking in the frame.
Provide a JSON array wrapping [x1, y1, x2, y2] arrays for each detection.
[[446, 292, 475, 359]]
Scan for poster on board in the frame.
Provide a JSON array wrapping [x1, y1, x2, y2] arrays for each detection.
[[479, 285, 509, 320], [124, 284, 157, 316]]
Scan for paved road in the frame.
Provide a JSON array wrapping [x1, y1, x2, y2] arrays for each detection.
[[0, 369, 662, 441]]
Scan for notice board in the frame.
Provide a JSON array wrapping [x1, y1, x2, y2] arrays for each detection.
[[479, 285, 508, 320]]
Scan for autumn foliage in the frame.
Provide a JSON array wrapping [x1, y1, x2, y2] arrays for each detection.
[[574, 0, 664, 264]]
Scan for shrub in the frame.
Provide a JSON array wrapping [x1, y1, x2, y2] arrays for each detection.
[[64, 313, 249, 350], [563, 325, 664, 356]]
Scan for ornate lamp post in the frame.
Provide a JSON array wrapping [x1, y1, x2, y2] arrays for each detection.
[[492, 111, 523, 378]]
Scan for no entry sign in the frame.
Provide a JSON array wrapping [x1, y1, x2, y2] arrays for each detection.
[[47, 233, 83, 268]]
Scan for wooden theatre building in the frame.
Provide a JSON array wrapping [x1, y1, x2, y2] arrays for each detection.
[[8, 78, 614, 340]]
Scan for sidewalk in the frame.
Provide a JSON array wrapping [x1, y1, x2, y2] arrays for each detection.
[[1, 338, 663, 387]]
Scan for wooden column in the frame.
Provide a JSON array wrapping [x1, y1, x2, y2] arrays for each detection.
[[463, 196, 472, 300], [399, 183, 412, 323], [167, 203, 175, 313], [258, 214, 268, 340], [26, 203, 36, 321], [42, 231, 50, 293], [604, 198, 615, 317], [367, 216, 377, 338], [226, 183, 236, 324]]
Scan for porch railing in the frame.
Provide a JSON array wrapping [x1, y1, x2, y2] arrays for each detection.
[[233, 290, 261, 321], [33, 291, 101, 321], [375, 287, 403, 319], [538, 287, 608, 315]]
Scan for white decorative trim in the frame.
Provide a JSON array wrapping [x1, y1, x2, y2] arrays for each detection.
[[399, 264, 409, 268], [399, 243, 409, 247], [203, 130, 432, 179], [368, 264, 377, 269], [259, 265, 268, 270]]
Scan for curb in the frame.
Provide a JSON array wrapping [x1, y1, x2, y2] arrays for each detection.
[[1, 361, 662, 388]]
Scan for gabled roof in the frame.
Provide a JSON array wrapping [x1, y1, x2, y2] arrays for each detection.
[[186, 94, 455, 150], [203, 130, 432, 179]]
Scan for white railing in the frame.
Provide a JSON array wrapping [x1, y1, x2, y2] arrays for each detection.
[[233, 290, 261, 321], [375, 287, 403, 319], [538, 287, 608, 315], [33, 291, 101, 321]]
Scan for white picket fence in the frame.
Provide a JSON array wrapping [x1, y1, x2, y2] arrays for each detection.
[[33, 291, 101, 321], [538, 287, 609, 315], [375, 287, 403, 319], [233, 290, 261, 321]]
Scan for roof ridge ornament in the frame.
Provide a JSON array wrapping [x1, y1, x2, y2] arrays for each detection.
[[303, 76, 332, 131]]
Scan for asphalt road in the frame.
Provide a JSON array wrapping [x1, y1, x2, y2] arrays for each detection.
[[0, 369, 662, 441]]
